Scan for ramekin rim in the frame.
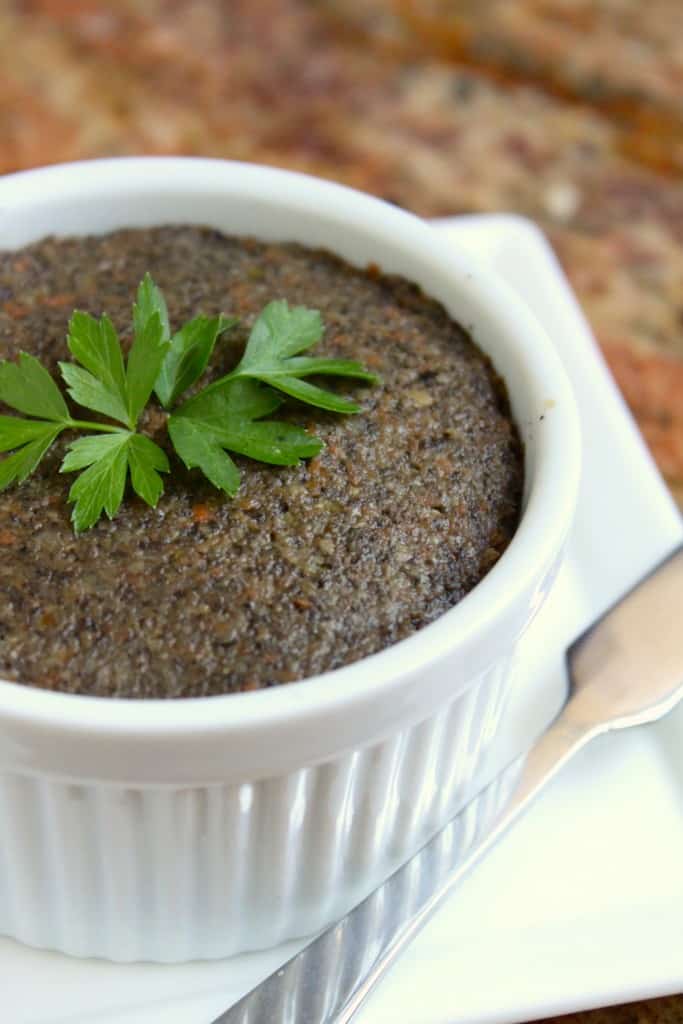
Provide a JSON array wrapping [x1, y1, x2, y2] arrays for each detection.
[[0, 157, 580, 734]]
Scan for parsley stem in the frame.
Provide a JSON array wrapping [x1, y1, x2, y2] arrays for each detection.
[[197, 369, 239, 397], [66, 419, 126, 434]]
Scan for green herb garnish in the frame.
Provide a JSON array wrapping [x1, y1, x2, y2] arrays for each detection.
[[0, 275, 377, 531], [216, 299, 376, 413]]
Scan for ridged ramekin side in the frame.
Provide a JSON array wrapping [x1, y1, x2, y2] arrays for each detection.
[[0, 657, 511, 962]]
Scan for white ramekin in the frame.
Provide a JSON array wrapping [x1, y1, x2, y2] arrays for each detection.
[[0, 158, 580, 962]]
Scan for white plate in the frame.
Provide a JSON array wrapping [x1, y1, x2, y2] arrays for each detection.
[[3, 214, 682, 1024]]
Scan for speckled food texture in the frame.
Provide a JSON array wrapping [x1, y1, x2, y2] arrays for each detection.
[[0, 227, 522, 698]]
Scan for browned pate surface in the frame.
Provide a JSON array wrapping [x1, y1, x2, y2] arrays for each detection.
[[0, 226, 522, 697]]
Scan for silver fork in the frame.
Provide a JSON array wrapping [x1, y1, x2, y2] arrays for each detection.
[[214, 542, 683, 1024]]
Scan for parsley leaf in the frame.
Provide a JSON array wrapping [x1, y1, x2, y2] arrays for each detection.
[[134, 272, 171, 342], [0, 422, 63, 490], [61, 431, 169, 532], [0, 352, 72, 489], [0, 415, 62, 449], [126, 308, 166, 424], [131, 273, 238, 409], [61, 432, 130, 532], [0, 351, 70, 421], [126, 433, 170, 507], [60, 305, 167, 429], [60, 312, 130, 426], [166, 417, 240, 496], [215, 300, 377, 413], [155, 313, 237, 409], [168, 378, 322, 496]]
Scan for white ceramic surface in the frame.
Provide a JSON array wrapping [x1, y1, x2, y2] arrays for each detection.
[[2, 213, 680, 1024], [0, 160, 579, 961]]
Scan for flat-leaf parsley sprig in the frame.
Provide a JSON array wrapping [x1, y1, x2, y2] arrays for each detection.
[[0, 274, 377, 531]]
